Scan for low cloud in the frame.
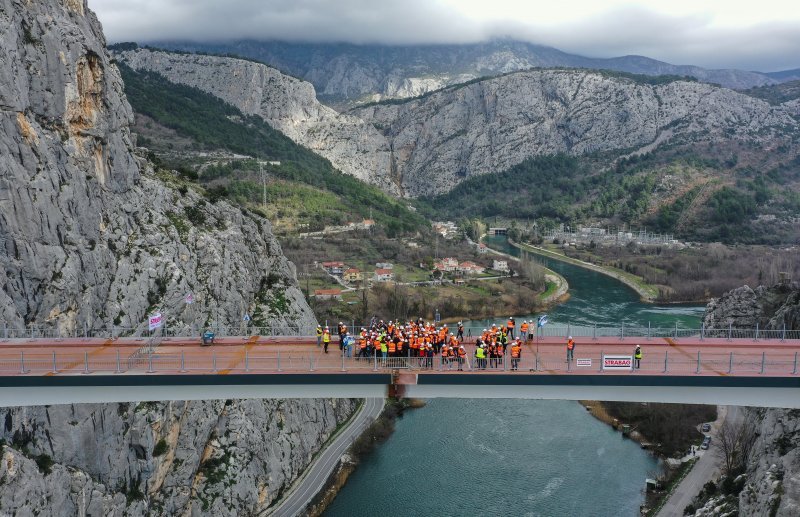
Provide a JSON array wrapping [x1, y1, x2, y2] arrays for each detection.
[[90, 0, 800, 71]]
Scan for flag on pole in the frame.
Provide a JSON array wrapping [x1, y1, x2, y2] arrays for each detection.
[[537, 314, 548, 328], [243, 313, 251, 322], [148, 312, 163, 331], [185, 293, 194, 305]]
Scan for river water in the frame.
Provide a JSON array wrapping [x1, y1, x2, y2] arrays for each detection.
[[325, 237, 705, 516]]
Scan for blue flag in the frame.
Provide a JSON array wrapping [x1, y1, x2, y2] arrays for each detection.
[[537, 314, 548, 327]]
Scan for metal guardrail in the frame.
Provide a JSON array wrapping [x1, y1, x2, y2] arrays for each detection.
[[3, 347, 799, 376], [2, 322, 798, 341]]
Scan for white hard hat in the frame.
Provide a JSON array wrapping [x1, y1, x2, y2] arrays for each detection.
[[568, 336, 573, 340]]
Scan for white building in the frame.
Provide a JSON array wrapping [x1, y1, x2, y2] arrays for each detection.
[[492, 260, 509, 272]]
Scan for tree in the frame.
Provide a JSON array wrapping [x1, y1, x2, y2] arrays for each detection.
[[715, 407, 759, 474]]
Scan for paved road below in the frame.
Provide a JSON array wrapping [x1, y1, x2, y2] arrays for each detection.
[[267, 397, 383, 517], [656, 406, 741, 516]]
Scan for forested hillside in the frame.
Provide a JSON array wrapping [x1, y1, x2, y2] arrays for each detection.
[[417, 146, 800, 244], [119, 64, 425, 235]]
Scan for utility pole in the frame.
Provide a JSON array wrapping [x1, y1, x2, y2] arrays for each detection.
[[260, 161, 267, 210]]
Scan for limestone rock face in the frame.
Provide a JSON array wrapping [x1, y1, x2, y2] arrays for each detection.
[[353, 70, 798, 196], [0, 399, 359, 515], [116, 49, 399, 195], [703, 282, 800, 332], [703, 282, 800, 515], [0, 0, 315, 333]]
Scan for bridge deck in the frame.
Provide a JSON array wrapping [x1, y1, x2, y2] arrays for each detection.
[[0, 336, 798, 378]]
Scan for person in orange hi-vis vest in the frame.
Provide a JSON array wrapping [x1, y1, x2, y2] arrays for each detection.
[[507, 317, 516, 339], [566, 336, 575, 363]]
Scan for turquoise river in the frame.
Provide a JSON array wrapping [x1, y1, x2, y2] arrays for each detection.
[[325, 237, 705, 516]]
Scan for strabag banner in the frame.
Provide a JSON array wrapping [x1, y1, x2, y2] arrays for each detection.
[[602, 355, 632, 371]]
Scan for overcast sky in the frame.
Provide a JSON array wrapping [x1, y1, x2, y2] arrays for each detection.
[[91, 0, 799, 72]]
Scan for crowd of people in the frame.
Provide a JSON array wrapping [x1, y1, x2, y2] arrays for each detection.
[[315, 318, 526, 371]]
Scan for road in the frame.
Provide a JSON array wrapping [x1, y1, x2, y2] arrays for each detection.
[[266, 397, 384, 517], [656, 406, 741, 516]]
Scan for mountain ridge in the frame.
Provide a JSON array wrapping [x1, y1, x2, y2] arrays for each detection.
[[154, 39, 796, 103]]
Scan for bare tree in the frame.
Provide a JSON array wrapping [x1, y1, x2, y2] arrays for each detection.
[[716, 407, 761, 474]]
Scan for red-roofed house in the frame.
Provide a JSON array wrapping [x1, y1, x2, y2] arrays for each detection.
[[373, 268, 394, 282], [314, 289, 342, 300]]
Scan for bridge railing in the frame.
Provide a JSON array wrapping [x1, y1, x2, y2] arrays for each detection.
[[2, 323, 800, 342]]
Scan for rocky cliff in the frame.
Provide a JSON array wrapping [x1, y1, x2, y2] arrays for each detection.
[[0, 399, 359, 515], [0, 2, 357, 515], [700, 282, 800, 516], [353, 70, 799, 196], [115, 48, 398, 195], [114, 50, 798, 199], [162, 39, 782, 103], [0, 0, 314, 333]]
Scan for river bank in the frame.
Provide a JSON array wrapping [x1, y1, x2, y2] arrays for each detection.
[[306, 398, 425, 516], [508, 239, 659, 302]]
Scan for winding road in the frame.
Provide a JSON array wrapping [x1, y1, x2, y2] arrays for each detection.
[[656, 406, 741, 516], [266, 397, 384, 517]]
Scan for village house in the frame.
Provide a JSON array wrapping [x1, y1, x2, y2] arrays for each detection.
[[375, 262, 394, 270], [373, 268, 394, 282], [343, 268, 362, 283], [492, 259, 510, 273], [321, 261, 345, 275], [433, 257, 459, 272], [314, 289, 342, 301], [458, 261, 486, 275], [477, 243, 488, 254]]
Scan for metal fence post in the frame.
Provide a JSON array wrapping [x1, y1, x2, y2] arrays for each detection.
[[309, 353, 315, 372], [83, 321, 88, 338], [728, 352, 733, 374], [647, 322, 651, 341], [180, 350, 187, 373], [277, 350, 282, 372], [621, 322, 624, 340], [341, 351, 346, 372], [373, 352, 378, 372], [83, 351, 90, 374], [701, 323, 705, 341], [760, 351, 765, 374], [3, 322, 7, 339], [727, 323, 732, 341], [115, 349, 122, 373], [212, 351, 217, 373], [600, 351, 604, 373], [567, 322, 571, 339], [755, 323, 759, 342], [696, 351, 700, 374], [20, 351, 26, 374], [782, 324, 787, 343], [593, 323, 597, 341], [52, 351, 58, 374], [147, 352, 154, 373], [793, 352, 798, 375], [664, 350, 668, 373], [245, 349, 250, 372], [674, 322, 678, 339]]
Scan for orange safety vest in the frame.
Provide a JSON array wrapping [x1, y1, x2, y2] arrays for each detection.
[[567, 339, 575, 350], [441, 345, 449, 357], [397, 341, 404, 353], [458, 347, 466, 357], [521, 323, 529, 333], [511, 345, 521, 358], [507, 319, 515, 328], [360, 338, 367, 349], [387, 341, 396, 353], [496, 346, 504, 357]]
